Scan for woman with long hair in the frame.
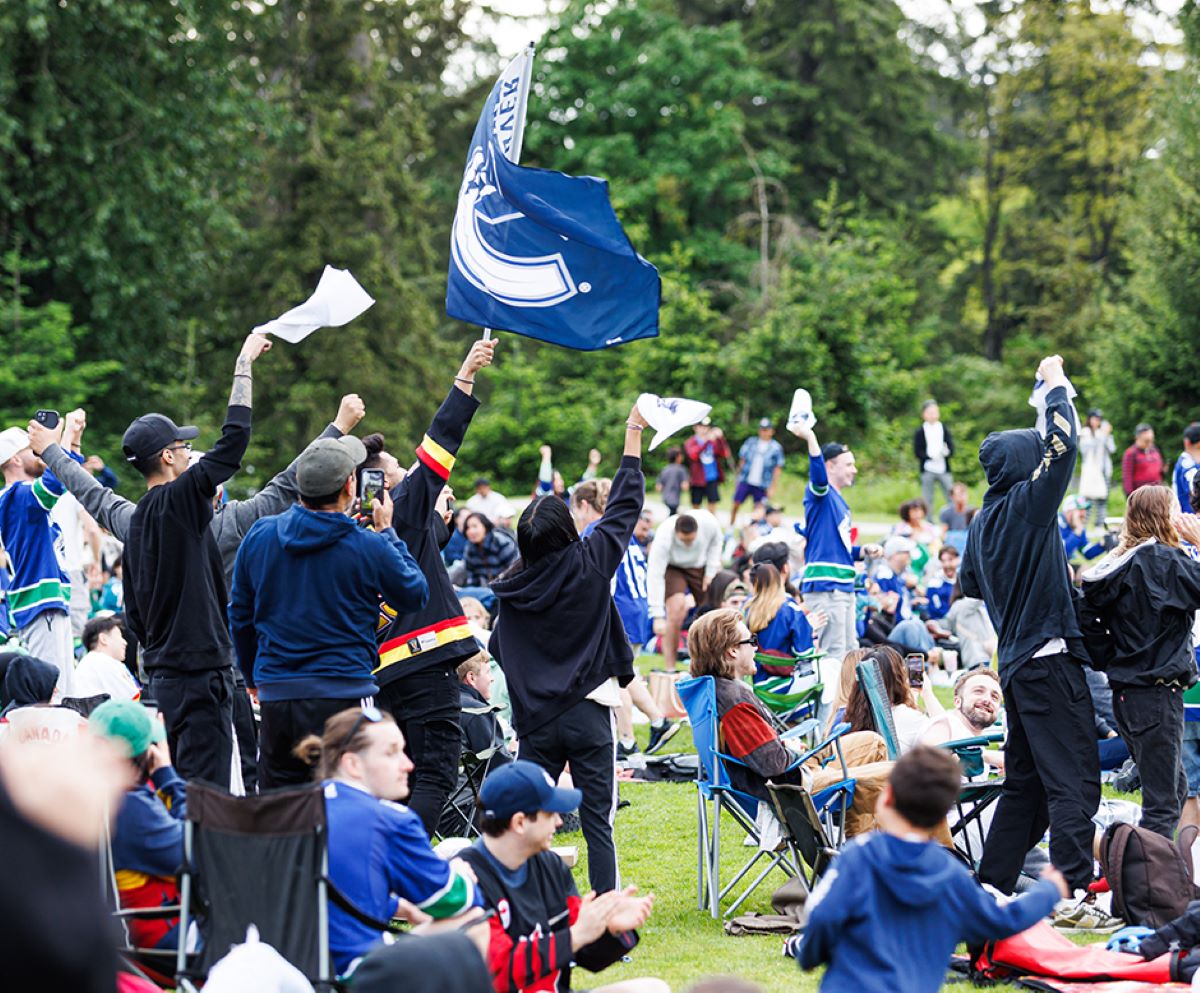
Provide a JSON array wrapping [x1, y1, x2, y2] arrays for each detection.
[[1081, 487, 1200, 838], [825, 647, 871, 733], [743, 563, 826, 696], [844, 646, 944, 754], [488, 402, 649, 894]]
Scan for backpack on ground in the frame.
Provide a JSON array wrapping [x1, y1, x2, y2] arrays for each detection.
[[1100, 822, 1200, 927]]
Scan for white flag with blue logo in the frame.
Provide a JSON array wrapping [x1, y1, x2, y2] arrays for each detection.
[[446, 48, 660, 350]]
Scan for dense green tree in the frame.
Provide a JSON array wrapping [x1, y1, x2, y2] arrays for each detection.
[[0, 0, 261, 436]]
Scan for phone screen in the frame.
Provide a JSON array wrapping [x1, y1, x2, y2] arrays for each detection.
[[360, 468, 386, 511], [905, 654, 925, 688]]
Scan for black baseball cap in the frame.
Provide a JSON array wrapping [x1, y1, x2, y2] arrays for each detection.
[[821, 442, 848, 462], [751, 541, 789, 570], [479, 760, 581, 820], [122, 414, 199, 465]]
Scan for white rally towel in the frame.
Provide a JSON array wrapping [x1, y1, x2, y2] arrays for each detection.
[[203, 925, 314, 993], [637, 393, 711, 451], [253, 266, 375, 344], [1028, 376, 1080, 438]]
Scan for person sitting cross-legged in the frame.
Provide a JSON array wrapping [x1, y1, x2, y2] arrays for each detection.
[[459, 761, 669, 993], [294, 706, 482, 977], [789, 746, 1068, 993]]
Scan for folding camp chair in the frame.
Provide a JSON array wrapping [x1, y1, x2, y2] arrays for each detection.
[[438, 743, 502, 840], [677, 675, 855, 918], [174, 781, 339, 991], [767, 782, 840, 892]]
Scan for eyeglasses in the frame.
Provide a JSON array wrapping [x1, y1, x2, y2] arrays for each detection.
[[338, 705, 383, 752], [165, 442, 193, 453], [737, 634, 759, 648]]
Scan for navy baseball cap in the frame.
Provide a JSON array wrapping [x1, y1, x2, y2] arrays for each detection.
[[821, 441, 848, 462], [479, 760, 582, 819], [122, 413, 199, 465]]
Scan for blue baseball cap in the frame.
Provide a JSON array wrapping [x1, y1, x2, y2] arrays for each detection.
[[479, 760, 582, 819]]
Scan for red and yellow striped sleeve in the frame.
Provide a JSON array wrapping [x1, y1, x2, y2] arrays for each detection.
[[415, 433, 455, 481]]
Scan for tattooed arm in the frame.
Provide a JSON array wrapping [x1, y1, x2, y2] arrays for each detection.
[[229, 333, 272, 408]]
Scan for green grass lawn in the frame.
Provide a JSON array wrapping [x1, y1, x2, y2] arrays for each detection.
[[547, 663, 1122, 991]]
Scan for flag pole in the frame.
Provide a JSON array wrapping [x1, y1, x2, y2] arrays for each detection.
[[482, 42, 537, 343]]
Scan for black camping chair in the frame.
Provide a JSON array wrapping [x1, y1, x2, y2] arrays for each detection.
[[766, 782, 841, 893], [175, 781, 338, 991], [438, 743, 502, 840]]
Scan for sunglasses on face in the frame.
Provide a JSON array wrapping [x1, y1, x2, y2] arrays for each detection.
[[338, 704, 383, 752], [737, 633, 759, 648]]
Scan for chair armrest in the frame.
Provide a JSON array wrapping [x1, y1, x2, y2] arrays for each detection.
[[781, 718, 819, 742], [791, 722, 850, 767], [940, 732, 1004, 751], [113, 906, 182, 920]]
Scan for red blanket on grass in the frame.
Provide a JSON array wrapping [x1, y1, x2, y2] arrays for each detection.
[[974, 920, 1175, 983]]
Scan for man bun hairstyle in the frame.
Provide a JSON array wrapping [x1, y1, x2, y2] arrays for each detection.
[[675, 514, 699, 536], [889, 746, 962, 828], [360, 432, 386, 470]]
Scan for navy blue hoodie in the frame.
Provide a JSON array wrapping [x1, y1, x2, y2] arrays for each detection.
[[797, 832, 1060, 993], [229, 504, 428, 701], [959, 386, 1084, 684]]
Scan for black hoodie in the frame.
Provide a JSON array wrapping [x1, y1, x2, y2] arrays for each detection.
[[489, 455, 644, 736], [1, 655, 59, 715], [1081, 540, 1200, 688], [959, 386, 1084, 684]]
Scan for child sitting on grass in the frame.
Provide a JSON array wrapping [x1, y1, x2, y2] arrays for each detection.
[[788, 746, 1068, 993]]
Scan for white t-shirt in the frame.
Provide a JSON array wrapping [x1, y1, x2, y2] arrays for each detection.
[[747, 440, 770, 487], [922, 422, 948, 475], [72, 650, 141, 701], [893, 704, 931, 755], [466, 491, 512, 525]]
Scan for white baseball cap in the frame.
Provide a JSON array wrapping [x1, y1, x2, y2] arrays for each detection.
[[882, 535, 915, 558], [0, 427, 30, 467]]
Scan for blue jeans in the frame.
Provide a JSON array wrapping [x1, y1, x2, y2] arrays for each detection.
[[890, 618, 935, 654]]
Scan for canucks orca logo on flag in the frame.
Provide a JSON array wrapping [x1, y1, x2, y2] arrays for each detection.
[[446, 47, 660, 351]]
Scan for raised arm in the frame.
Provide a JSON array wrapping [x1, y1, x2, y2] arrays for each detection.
[[226, 393, 365, 537], [188, 333, 271, 499], [1020, 356, 1078, 523], [581, 404, 648, 579], [392, 339, 493, 531]]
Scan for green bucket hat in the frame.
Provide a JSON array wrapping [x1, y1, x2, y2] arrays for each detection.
[[89, 698, 165, 758]]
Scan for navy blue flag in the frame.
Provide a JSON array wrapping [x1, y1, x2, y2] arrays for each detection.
[[446, 50, 660, 350]]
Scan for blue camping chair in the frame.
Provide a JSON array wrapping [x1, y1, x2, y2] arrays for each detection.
[[677, 675, 857, 917]]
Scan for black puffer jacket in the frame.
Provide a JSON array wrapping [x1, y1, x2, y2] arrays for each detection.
[[958, 386, 1084, 685], [1081, 540, 1200, 688]]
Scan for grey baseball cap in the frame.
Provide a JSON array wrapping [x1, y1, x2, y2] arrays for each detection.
[[296, 436, 368, 499]]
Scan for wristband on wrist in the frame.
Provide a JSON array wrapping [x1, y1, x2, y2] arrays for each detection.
[[455, 376, 474, 385], [625, 422, 644, 431]]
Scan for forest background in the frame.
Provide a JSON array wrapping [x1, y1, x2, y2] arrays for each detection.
[[2, 0, 1198, 495]]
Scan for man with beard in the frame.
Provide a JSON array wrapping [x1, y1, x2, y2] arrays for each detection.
[[920, 668, 1004, 774], [0, 411, 87, 694]]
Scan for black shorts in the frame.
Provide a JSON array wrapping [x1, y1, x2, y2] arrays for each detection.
[[690, 480, 720, 506]]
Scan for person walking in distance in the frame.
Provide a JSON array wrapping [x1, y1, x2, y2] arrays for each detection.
[[787, 419, 881, 668], [1121, 424, 1164, 497], [958, 355, 1109, 928], [120, 333, 271, 787]]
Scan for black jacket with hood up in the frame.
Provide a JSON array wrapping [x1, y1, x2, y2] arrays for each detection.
[[959, 385, 1084, 685], [489, 455, 644, 736], [1081, 540, 1200, 689]]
